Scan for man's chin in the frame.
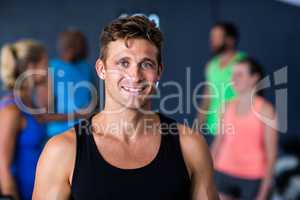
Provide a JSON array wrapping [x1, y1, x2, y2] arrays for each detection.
[[121, 99, 149, 111]]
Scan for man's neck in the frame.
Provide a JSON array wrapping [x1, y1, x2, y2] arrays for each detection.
[[93, 104, 158, 142]]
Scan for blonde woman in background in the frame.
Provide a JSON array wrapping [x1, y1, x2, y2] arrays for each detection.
[[0, 39, 51, 200], [0, 39, 91, 200]]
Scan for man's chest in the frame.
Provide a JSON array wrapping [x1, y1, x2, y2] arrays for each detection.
[[93, 134, 161, 169]]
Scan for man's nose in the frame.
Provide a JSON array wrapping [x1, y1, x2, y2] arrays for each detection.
[[126, 65, 142, 82]]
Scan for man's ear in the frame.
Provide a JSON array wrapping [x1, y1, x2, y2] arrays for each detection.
[[95, 58, 106, 80]]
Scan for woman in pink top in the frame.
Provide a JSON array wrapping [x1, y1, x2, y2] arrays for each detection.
[[211, 57, 278, 200]]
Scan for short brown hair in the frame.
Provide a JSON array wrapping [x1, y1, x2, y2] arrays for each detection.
[[100, 15, 163, 65]]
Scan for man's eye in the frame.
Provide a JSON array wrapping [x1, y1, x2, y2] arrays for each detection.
[[141, 62, 154, 69], [118, 60, 129, 68]]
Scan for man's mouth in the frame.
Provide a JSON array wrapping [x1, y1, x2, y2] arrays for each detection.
[[121, 85, 147, 95]]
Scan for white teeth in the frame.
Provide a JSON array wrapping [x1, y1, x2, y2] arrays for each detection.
[[122, 86, 144, 93]]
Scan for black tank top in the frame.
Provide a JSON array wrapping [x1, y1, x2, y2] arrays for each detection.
[[71, 113, 191, 200]]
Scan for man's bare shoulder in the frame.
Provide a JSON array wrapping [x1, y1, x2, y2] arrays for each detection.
[[177, 124, 213, 176], [176, 124, 219, 200], [38, 128, 77, 170], [177, 124, 208, 154], [45, 128, 76, 154], [33, 128, 76, 199]]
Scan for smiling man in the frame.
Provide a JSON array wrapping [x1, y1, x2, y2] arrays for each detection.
[[33, 16, 219, 200]]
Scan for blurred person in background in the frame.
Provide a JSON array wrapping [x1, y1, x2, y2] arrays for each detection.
[[0, 39, 48, 200], [271, 139, 300, 200], [197, 22, 246, 145], [0, 39, 89, 200], [211, 58, 278, 200], [47, 29, 95, 137]]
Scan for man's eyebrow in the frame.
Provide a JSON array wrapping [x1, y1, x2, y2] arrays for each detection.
[[115, 56, 130, 61], [140, 57, 157, 65]]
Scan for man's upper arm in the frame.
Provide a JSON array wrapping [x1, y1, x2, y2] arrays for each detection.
[[178, 124, 219, 200], [33, 130, 76, 200]]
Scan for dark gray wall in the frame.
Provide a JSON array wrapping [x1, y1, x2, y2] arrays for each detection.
[[0, 0, 299, 142]]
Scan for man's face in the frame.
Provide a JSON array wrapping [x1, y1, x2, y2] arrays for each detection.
[[210, 26, 226, 55], [96, 38, 162, 110]]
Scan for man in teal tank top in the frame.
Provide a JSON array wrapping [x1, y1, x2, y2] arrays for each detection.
[[198, 22, 246, 145]]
